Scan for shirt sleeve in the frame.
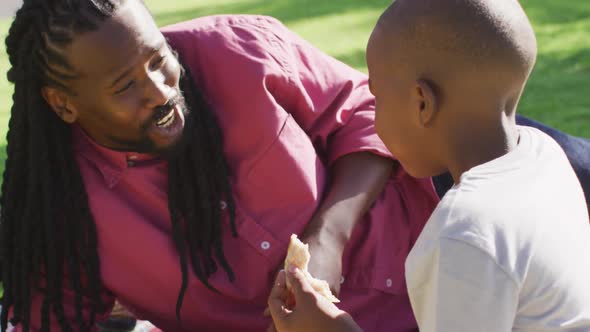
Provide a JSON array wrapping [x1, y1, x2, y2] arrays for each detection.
[[261, 17, 393, 165], [7, 279, 115, 332], [406, 237, 519, 332]]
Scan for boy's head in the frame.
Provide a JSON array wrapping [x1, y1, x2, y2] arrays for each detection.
[[367, 0, 537, 178]]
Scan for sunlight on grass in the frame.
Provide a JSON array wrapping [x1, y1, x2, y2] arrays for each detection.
[[0, 0, 588, 181], [286, 9, 381, 71], [0, 19, 10, 170], [520, 11, 590, 135]]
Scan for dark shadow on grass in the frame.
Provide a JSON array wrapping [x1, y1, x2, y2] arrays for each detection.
[[534, 49, 590, 74], [153, 0, 389, 27], [522, 1, 590, 25]]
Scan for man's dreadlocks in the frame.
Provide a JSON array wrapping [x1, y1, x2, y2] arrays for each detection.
[[0, 1, 236, 330]]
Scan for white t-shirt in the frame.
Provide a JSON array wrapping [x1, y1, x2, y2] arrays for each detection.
[[406, 126, 590, 332]]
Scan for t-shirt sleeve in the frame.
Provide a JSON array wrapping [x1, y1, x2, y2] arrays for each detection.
[[406, 237, 519, 332]]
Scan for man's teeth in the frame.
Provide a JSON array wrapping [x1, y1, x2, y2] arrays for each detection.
[[156, 108, 175, 127]]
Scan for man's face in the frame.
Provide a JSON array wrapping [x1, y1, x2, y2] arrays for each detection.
[[61, 0, 186, 154]]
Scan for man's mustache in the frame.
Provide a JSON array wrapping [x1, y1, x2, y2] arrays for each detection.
[[153, 93, 184, 121]]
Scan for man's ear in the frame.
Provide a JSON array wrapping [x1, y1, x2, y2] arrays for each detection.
[[415, 79, 439, 128], [41, 86, 78, 124]]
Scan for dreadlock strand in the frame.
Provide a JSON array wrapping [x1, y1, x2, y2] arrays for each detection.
[[177, 152, 215, 277], [3, 2, 240, 330], [178, 67, 237, 280], [9, 85, 37, 330], [181, 87, 217, 277], [18, 67, 49, 332], [2, 1, 120, 331], [184, 109, 216, 254], [33, 96, 71, 332], [0, 84, 29, 332], [167, 162, 190, 321]]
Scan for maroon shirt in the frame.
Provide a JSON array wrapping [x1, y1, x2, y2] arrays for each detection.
[[17, 15, 438, 332]]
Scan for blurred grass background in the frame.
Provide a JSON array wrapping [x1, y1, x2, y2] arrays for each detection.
[[0, 0, 589, 179]]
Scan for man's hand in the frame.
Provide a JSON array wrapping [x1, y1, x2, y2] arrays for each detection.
[[267, 267, 362, 332]]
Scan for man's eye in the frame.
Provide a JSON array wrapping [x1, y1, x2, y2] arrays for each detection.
[[150, 55, 166, 71], [115, 80, 134, 95]]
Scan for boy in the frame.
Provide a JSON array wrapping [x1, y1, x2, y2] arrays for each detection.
[[267, 0, 590, 331]]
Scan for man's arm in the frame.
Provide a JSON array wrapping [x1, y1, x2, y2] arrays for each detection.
[[300, 152, 393, 293], [258, 17, 398, 292]]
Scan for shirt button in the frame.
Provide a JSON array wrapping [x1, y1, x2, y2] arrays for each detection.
[[220, 200, 227, 210], [386, 278, 393, 288], [260, 241, 271, 250], [340, 276, 345, 284]]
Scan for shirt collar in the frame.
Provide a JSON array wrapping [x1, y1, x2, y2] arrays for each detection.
[[72, 125, 159, 188]]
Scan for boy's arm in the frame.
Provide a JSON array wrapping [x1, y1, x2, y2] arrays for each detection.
[[407, 238, 519, 332]]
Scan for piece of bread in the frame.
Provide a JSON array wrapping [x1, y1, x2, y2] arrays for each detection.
[[284, 234, 340, 303]]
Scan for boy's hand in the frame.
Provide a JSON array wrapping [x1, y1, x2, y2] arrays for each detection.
[[267, 266, 363, 332]]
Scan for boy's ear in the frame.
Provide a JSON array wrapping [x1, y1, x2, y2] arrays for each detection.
[[415, 79, 439, 128], [41, 86, 79, 124]]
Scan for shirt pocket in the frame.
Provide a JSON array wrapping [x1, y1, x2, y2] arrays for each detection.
[[245, 113, 327, 209], [339, 175, 430, 296], [232, 204, 288, 265], [211, 203, 289, 300], [342, 266, 408, 297], [342, 241, 409, 296]]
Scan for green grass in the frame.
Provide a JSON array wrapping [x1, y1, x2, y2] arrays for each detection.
[[0, 18, 10, 178], [0, 0, 589, 178]]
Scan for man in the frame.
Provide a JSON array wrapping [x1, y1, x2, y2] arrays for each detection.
[[1, 1, 435, 331], [0, 0, 587, 331]]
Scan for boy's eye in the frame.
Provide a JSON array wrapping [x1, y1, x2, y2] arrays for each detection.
[[114, 80, 134, 95]]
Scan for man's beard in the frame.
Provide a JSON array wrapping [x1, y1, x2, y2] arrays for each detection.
[[105, 91, 191, 157]]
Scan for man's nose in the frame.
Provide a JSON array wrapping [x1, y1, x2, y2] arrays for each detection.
[[144, 71, 172, 108]]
